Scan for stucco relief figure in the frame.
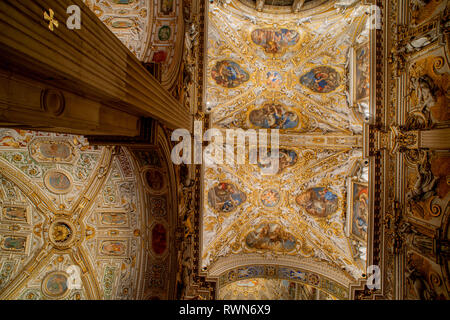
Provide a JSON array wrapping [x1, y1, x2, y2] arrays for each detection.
[[245, 223, 296, 251], [211, 60, 250, 88], [410, 75, 437, 113], [52, 223, 72, 243], [249, 104, 299, 129], [296, 187, 339, 218], [208, 183, 246, 213], [405, 252, 437, 300]]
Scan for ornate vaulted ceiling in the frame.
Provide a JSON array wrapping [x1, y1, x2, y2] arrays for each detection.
[[0, 128, 177, 299], [202, 0, 372, 297]]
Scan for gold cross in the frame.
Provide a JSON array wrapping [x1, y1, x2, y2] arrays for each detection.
[[43, 9, 59, 31]]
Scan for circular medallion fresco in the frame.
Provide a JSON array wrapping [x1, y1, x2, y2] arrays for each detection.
[[42, 271, 69, 298], [260, 189, 280, 207], [207, 182, 247, 213], [44, 170, 73, 194], [143, 168, 167, 194]]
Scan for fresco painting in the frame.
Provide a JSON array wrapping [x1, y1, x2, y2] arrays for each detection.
[[355, 45, 370, 101], [43, 272, 68, 297], [100, 212, 127, 226], [245, 223, 296, 251], [151, 223, 167, 255], [251, 29, 299, 54], [300, 66, 341, 93], [258, 149, 298, 174], [351, 183, 368, 240], [1, 236, 26, 251], [249, 104, 298, 129], [101, 240, 126, 256], [3, 206, 27, 222], [211, 60, 250, 88], [260, 189, 280, 207]]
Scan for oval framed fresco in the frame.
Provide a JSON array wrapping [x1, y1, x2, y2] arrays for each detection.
[[142, 168, 167, 194], [150, 222, 168, 257], [295, 187, 339, 218], [299, 66, 341, 93], [211, 60, 250, 89], [207, 182, 247, 213], [44, 169, 73, 194], [41, 271, 70, 299]]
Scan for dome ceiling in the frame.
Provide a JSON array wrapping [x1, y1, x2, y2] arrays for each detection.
[[202, 0, 371, 298]]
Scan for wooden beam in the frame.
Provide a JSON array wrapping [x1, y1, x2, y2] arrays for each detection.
[[0, 0, 192, 135]]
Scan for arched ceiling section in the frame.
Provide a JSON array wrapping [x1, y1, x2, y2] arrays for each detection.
[[82, 0, 184, 88], [202, 0, 372, 297], [0, 128, 178, 300], [219, 278, 336, 300]]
